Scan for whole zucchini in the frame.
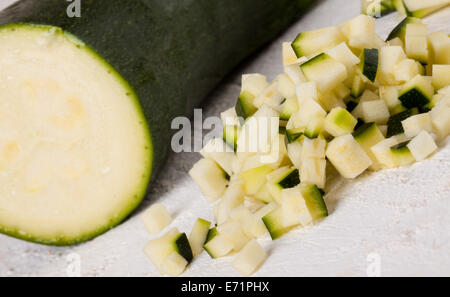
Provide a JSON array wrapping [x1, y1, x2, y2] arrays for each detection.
[[0, 0, 314, 245]]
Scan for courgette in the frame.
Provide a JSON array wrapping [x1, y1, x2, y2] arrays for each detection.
[[0, 0, 316, 245]]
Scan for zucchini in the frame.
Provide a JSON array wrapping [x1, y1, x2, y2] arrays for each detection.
[[266, 167, 300, 203], [262, 207, 294, 240], [292, 26, 346, 57], [353, 123, 386, 170], [399, 75, 434, 109], [407, 131, 438, 161], [326, 134, 373, 179], [432, 65, 450, 90], [189, 218, 211, 257], [324, 107, 358, 137], [0, 0, 315, 245], [144, 228, 194, 274], [390, 141, 416, 167], [401, 113, 432, 138], [386, 108, 419, 137], [301, 53, 348, 93], [360, 49, 379, 83], [386, 17, 422, 42], [232, 240, 268, 277], [428, 31, 450, 65], [280, 97, 299, 121]]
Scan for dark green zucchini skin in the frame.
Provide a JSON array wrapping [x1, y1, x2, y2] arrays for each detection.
[[0, 0, 315, 181]]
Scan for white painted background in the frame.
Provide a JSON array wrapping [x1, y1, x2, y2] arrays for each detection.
[[0, 0, 449, 277]]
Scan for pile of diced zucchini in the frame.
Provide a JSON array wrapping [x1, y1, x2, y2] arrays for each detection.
[[143, 14, 450, 277]]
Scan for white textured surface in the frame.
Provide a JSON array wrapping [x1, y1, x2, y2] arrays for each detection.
[[0, 0, 449, 277]]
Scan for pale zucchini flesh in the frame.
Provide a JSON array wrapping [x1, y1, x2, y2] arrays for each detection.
[[0, 24, 152, 245]]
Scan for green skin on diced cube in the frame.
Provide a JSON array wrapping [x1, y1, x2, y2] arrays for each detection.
[[262, 208, 294, 240], [360, 48, 379, 83], [278, 169, 301, 189], [390, 141, 415, 166], [223, 125, 238, 151], [331, 108, 357, 132], [386, 17, 422, 42], [387, 108, 419, 137], [235, 91, 257, 119], [301, 185, 328, 219], [354, 122, 378, 143], [175, 233, 194, 263], [399, 88, 431, 109], [286, 129, 304, 143], [205, 227, 218, 244]]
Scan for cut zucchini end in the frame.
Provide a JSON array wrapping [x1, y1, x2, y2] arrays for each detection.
[[0, 24, 153, 245]]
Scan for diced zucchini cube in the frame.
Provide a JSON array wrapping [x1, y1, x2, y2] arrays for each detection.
[[276, 73, 296, 99], [204, 234, 234, 259], [216, 182, 245, 225], [189, 218, 211, 257], [296, 81, 318, 104], [237, 105, 279, 154], [302, 137, 327, 159], [280, 96, 299, 121], [266, 167, 300, 203], [326, 134, 372, 178], [262, 207, 293, 240], [387, 108, 419, 137], [253, 83, 284, 109], [304, 116, 325, 139], [287, 139, 304, 169], [370, 134, 408, 169], [282, 42, 299, 66], [300, 158, 327, 189], [201, 138, 237, 176], [428, 31, 450, 65], [292, 26, 346, 57], [380, 85, 402, 111], [407, 131, 438, 161], [232, 240, 268, 277], [221, 107, 240, 127], [217, 221, 250, 252], [353, 123, 386, 171], [360, 89, 380, 102], [318, 91, 346, 112], [161, 252, 189, 277], [405, 23, 429, 63], [300, 53, 348, 93], [144, 228, 193, 274], [390, 141, 416, 167], [242, 74, 269, 97], [326, 42, 361, 71], [340, 15, 378, 49], [324, 107, 358, 137], [141, 203, 172, 235], [401, 113, 432, 138], [360, 100, 390, 124], [223, 125, 240, 152], [189, 158, 228, 202], [251, 202, 278, 238], [399, 75, 434, 109], [281, 188, 303, 227], [393, 59, 420, 83], [430, 104, 450, 139], [285, 62, 308, 85], [379, 46, 407, 85], [240, 165, 273, 196], [432, 65, 450, 90]]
